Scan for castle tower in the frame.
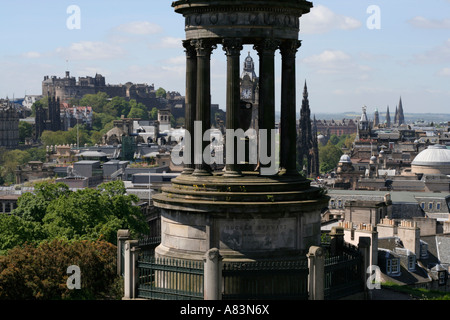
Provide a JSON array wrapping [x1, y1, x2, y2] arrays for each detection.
[[240, 52, 259, 131]]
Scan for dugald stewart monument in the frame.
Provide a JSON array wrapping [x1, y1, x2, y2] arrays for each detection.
[[152, 0, 329, 268]]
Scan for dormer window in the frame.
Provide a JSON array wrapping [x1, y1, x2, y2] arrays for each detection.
[[420, 241, 429, 259], [408, 255, 416, 271], [387, 258, 400, 276]]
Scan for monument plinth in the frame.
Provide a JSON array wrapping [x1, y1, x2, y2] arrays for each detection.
[[152, 0, 327, 263]]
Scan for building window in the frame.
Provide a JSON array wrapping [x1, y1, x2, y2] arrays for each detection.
[[330, 199, 335, 208], [421, 202, 425, 210], [429, 203, 433, 210], [439, 271, 447, 286], [420, 242, 429, 259], [408, 255, 416, 271], [437, 203, 441, 211], [387, 258, 400, 275], [338, 200, 342, 208]]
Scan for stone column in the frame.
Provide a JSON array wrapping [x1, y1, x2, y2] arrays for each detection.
[[329, 226, 345, 256], [279, 40, 301, 175], [223, 38, 243, 177], [254, 39, 279, 175], [117, 229, 131, 276], [191, 39, 216, 176], [182, 40, 197, 175], [358, 237, 373, 298], [203, 248, 223, 300], [307, 246, 324, 300], [123, 240, 139, 299]]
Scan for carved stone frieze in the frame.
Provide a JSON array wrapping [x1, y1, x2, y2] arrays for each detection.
[[185, 11, 300, 32]]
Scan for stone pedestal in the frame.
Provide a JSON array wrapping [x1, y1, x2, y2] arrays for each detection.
[[153, 174, 328, 262]]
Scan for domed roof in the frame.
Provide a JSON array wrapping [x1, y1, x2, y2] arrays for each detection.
[[339, 154, 352, 163], [412, 144, 450, 167]]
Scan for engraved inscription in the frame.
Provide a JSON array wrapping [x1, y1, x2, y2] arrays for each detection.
[[220, 218, 296, 251]]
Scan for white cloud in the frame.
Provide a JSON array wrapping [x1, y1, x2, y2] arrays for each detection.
[[115, 21, 163, 35], [163, 55, 185, 65], [150, 37, 184, 49], [21, 51, 42, 59], [55, 41, 126, 61], [414, 39, 450, 64], [301, 5, 362, 34], [302, 50, 372, 80], [437, 67, 450, 76], [408, 16, 450, 29]]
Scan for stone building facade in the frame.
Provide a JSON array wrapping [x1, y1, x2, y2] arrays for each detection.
[[0, 100, 20, 148]]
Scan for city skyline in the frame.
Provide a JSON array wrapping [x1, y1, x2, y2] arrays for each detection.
[[1, 0, 450, 115]]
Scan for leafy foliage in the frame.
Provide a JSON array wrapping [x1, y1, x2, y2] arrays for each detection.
[[0, 239, 122, 300], [319, 141, 343, 173], [0, 180, 149, 254]]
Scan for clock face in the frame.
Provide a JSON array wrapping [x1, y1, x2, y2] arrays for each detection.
[[242, 88, 252, 99]]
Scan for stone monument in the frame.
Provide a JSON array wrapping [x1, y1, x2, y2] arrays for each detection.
[[152, 0, 328, 264]]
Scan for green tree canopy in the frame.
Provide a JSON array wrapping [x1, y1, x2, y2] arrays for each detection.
[[319, 142, 343, 173], [19, 121, 33, 143], [0, 239, 121, 300], [155, 87, 166, 98], [79, 92, 109, 114], [2, 180, 149, 254]]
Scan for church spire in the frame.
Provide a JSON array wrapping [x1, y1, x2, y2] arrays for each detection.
[[303, 80, 308, 98], [398, 96, 405, 125], [386, 105, 391, 127]]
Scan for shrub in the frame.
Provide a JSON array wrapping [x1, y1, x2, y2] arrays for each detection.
[[0, 239, 122, 300]]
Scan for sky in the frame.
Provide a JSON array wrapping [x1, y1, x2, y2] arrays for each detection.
[[1, 0, 450, 116]]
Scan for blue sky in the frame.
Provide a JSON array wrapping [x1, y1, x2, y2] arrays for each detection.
[[1, 0, 450, 115]]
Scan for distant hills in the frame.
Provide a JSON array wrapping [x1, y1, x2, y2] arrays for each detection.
[[304, 112, 450, 124]]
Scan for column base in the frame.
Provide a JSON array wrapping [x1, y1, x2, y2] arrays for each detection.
[[181, 167, 195, 175], [223, 170, 242, 177], [192, 168, 213, 176]]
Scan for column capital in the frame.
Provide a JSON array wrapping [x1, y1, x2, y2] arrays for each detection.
[[222, 38, 243, 56], [279, 39, 302, 57], [191, 39, 217, 56], [183, 39, 197, 58], [253, 39, 280, 55]]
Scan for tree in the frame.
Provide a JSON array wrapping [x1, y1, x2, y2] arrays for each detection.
[[92, 112, 116, 132], [19, 121, 33, 143], [0, 239, 121, 300], [319, 142, 343, 173], [149, 107, 159, 120], [155, 87, 166, 98], [104, 97, 130, 118], [79, 92, 109, 114], [8, 180, 149, 249], [0, 214, 44, 255], [127, 107, 147, 120]]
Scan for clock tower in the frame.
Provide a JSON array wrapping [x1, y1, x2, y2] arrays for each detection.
[[240, 52, 259, 129]]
